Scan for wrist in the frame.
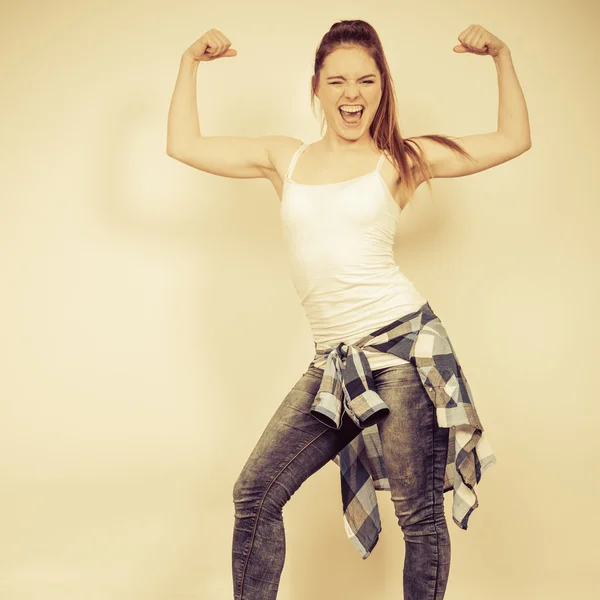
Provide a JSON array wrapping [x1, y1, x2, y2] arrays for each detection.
[[181, 50, 200, 65], [493, 46, 511, 61]]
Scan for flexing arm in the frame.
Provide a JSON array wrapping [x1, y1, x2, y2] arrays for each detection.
[[166, 52, 203, 151], [412, 25, 532, 181], [166, 30, 279, 179]]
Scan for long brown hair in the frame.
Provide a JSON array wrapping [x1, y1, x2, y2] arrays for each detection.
[[310, 20, 475, 203]]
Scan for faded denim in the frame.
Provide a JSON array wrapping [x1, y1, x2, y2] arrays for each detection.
[[232, 362, 451, 599]]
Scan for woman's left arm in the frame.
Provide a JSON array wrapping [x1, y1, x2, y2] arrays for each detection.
[[413, 25, 532, 180]]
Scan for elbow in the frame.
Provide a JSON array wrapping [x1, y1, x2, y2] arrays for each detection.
[[521, 130, 533, 151], [500, 131, 532, 154], [515, 138, 532, 155]]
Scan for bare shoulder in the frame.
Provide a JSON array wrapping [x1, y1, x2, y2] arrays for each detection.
[[405, 135, 440, 168], [379, 148, 422, 211], [264, 136, 304, 175], [263, 136, 305, 201]]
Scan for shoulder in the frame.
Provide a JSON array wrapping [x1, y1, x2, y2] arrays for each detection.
[[264, 136, 305, 177], [401, 136, 441, 188], [268, 136, 304, 160], [405, 135, 447, 165], [379, 144, 424, 206]]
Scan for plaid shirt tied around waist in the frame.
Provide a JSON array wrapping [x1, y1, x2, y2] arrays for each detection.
[[309, 301, 497, 559]]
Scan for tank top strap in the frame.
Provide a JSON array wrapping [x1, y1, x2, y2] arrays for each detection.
[[285, 142, 310, 180], [375, 152, 386, 174]]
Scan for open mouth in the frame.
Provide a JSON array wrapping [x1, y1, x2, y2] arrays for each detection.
[[339, 107, 364, 125]]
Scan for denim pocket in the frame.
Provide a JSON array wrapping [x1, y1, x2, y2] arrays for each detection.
[[373, 362, 418, 386], [291, 366, 324, 395]]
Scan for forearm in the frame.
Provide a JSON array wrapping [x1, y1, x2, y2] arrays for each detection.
[[493, 48, 531, 148], [166, 52, 202, 154]]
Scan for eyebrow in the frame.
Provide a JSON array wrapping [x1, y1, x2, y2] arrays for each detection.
[[326, 73, 377, 81]]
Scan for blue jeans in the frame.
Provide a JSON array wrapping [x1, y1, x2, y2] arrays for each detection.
[[232, 362, 451, 599]]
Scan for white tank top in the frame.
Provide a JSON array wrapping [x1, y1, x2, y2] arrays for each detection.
[[280, 141, 428, 372]]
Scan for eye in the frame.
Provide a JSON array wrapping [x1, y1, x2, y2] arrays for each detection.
[[329, 80, 375, 85]]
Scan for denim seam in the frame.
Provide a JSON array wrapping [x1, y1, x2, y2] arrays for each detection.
[[431, 403, 440, 600], [237, 426, 330, 599]]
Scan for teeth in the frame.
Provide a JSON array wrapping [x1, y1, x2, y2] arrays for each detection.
[[340, 106, 363, 113]]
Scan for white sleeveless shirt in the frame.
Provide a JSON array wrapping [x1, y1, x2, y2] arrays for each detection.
[[280, 142, 428, 372]]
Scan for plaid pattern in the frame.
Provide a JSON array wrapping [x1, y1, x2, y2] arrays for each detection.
[[309, 301, 497, 559]]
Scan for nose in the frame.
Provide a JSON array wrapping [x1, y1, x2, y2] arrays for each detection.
[[344, 81, 360, 99], [343, 83, 360, 100]]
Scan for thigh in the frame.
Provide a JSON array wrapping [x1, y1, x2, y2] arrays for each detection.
[[373, 363, 446, 491], [235, 365, 362, 486]]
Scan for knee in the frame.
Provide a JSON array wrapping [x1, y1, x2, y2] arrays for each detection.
[[233, 470, 255, 504], [233, 471, 259, 521], [397, 509, 435, 534], [390, 483, 445, 531], [395, 501, 448, 539], [233, 467, 290, 518]]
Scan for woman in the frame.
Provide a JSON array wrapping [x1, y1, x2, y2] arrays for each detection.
[[166, 20, 530, 600]]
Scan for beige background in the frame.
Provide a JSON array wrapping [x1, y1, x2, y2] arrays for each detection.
[[1, 0, 598, 599]]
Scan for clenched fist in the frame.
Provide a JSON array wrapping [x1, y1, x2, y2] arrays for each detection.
[[185, 29, 238, 62]]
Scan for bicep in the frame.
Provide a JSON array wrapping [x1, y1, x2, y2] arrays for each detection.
[[166, 134, 289, 179], [411, 132, 531, 180]]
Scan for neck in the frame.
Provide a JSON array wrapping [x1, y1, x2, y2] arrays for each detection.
[[319, 133, 377, 154]]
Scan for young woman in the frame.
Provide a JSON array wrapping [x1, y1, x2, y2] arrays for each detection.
[[167, 20, 530, 600]]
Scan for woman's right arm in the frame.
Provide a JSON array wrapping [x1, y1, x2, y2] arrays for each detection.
[[166, 31, 282, 180]]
